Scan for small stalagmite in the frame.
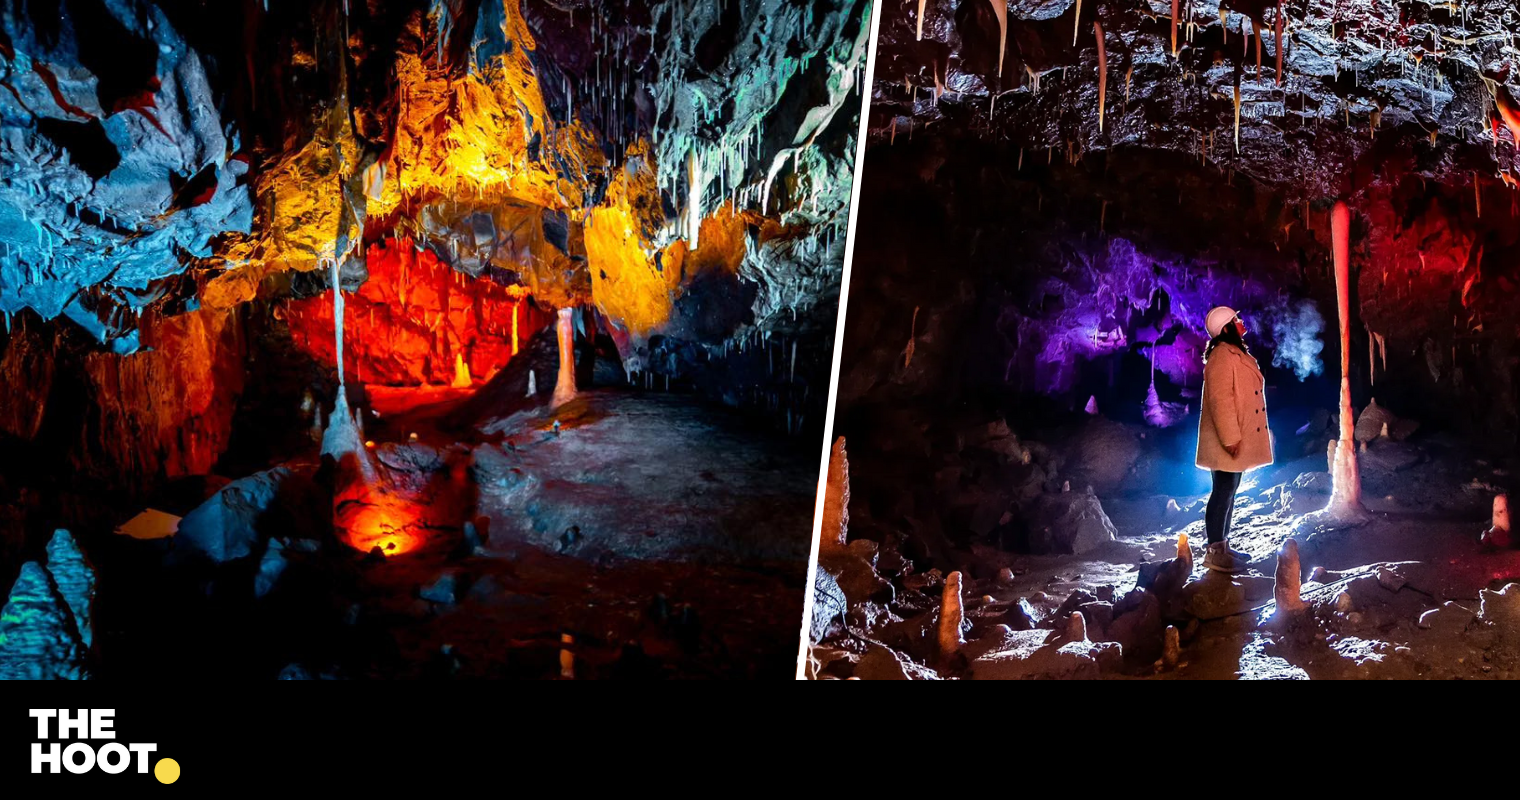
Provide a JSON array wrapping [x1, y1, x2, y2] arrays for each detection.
[[1274, 538, 1307, 614], [1065, 611, 1087, 641], [451, 352, 472, 388], [1176, 531, 1193, 573], [1482, 494, 1512, 549], [939, 570, 965, 659], [1162, 625, 1180, 669]]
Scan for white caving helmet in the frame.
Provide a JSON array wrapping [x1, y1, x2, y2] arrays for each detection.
[[1205, 306, 1239, 339]]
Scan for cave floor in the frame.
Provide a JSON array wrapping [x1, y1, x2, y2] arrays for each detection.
[[955, 449, 1520, 680], [94, 389, 814, 679]]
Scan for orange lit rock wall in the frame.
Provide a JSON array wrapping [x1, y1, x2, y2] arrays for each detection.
[[284, 238, 550, 386], [76, 309, 246, 488]]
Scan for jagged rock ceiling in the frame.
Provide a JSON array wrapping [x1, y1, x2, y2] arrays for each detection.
[[0, 0, 869, 355], [872, 0, 1520, 199]]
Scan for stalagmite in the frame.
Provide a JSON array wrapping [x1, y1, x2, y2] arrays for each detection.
[[820, 436, 849, 555], [559, 632, 574, 679], [990, 0, 1007, 79], [938, 571, 965, 659], [1324, 201, 1365, 519], [551, 307, 577, 408], [527, 369, 537, 397], [451, 352, 472, 388], [1065, 611, 1087, 641], [1482, 495, 1512, 549], [1177, 531, 1193, 573], [1274, 538, 1307, 613], [1095, 22, 1107, 133], [1162, 625, 1180, 669]]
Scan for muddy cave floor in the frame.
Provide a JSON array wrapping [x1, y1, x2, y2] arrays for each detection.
[[91, 389, 814, 680], [817, 433, 1520, 680]]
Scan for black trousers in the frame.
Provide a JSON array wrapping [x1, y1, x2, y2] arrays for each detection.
[[1205, 470, 1242, 544]]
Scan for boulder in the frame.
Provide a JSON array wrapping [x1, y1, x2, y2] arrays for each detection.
[[420, 573, 460, 604], [810, 569, 847, 643], [1025, 487, 1117, 554], [1477, 583, 1520, 630], [1107, 588, 1163, 661], [1183, 572, 1275, 619], [254, 540, 288, 599], [0, 562, 88, 680], [176, 467, 293, 563], [817, 550, 891, 606], [854, 643, 939, 680], [967, 627, 1117, 680]]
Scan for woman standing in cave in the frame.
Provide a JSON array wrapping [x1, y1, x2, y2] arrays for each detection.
[[1196, 306, 1274, 573]]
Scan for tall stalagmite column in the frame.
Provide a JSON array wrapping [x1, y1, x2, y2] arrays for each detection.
[[551, 307, 577, 408], [1327, 201, 1364, 517]]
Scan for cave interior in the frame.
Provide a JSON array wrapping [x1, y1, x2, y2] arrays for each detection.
[[810, 0, 1520, 680], [0, 0, 869, 679]]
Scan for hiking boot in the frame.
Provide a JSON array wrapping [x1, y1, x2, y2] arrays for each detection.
[[1203, 541, 1250, 573]]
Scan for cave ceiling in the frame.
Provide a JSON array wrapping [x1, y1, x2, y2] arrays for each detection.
[[0, 0, 869, 353], [874, 0, 1520, 201]]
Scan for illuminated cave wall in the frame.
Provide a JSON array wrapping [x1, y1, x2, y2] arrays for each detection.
[[284, 237, 552, 386], [838, 0, 1520, 447], [839, 137, 1520, 448]]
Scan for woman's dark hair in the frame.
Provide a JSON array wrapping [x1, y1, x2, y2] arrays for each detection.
[[1203, 324, 1251, 365]]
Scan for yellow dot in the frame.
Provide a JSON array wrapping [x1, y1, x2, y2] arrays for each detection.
[[154, 758, 180, 785]]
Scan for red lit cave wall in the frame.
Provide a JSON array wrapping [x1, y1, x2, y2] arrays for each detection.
[[0, 308, 246, 493], [284, 238, 552, 386]]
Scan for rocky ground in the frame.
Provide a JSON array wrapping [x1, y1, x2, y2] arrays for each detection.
[[2, 386, 814, 680], [808, 409, 1520, 680]]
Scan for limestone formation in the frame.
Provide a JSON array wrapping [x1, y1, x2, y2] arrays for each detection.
[[819, 436, 850, 556], [1274, 538, 1307, 615], [938, 570, 965, 660]]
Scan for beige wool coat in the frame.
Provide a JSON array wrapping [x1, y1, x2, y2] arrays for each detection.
[[1196, 342, 1273, 473]]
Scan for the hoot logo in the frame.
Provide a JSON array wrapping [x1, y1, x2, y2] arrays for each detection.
[[28, 710, 180, 784]]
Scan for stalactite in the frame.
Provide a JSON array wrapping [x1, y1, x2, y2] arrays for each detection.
[[1171, 0, 1180, 58], [917, 0, 926, 41], [1095, 21, 1107, 133], [990, 0, 1007, 79], [1252, 17, 1263, 78], [1234, 83, 1242, 153], [1072, 0, 1081, 47], [904, 305, 919, 367], [1274, 2, 1285, 86]]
